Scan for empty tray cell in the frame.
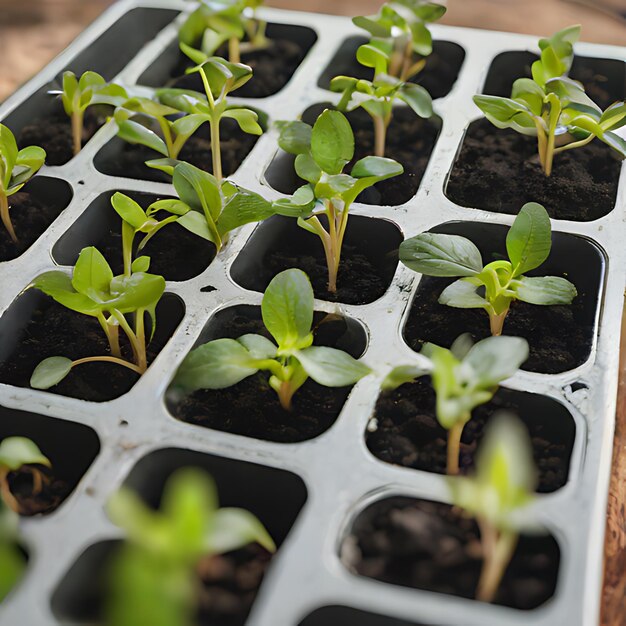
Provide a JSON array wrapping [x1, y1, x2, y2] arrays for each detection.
[[230, 215, 403, 305], [167, 304, 368, 442], [299, 606, 429, 626], [264, 102, 441, 206], [0, 289, 185, 402], [367, 380, 576, 493], [51, 448, 307, 625], [403, 221, 605, 374], [0, 406, 100, 515], [139, 22, 317, 98], [342, 496, 560, 610], [318, 36, 465, 100], [52, 190, 216, 282]]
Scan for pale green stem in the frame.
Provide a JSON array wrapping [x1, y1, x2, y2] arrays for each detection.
[[447, 419, 467, 475], [489, 309, 509, 337], [112, 311, 147, 372], [71, 110, 84, 156], [228, 37, 241, 64], [553, 133, 595, 154], [71, 356, 143, 374], [157, 117, 176, 158], [0, 192, 17, 243], [97, 313, 122, 358]]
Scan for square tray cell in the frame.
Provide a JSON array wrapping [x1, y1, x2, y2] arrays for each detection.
[[264, 102, 441, 207], [51, 447, 307, 625], [0, 289, 185, 402], [52, 190, 216, 282], [230, 215, 403, 305], [0, 176, 73, 263], [367, 380, 576, 493], [299, 606, 428, 626], [342, 496, 560, 610], [318, 36, 465, 100], [402, 221, 605, 374], [138, 22, 318, 98], [167, 304, 368, 443], [0, 406, 100, 516]]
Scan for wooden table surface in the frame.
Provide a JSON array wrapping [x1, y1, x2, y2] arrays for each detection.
[[1, 0, 625, 623]]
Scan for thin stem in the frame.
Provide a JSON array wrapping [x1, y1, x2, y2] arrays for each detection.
[[544, 97, 561, 177], [373, 115, 388, 158], [97, 313, 122, 358], [534, 120, 547, 173], [476, 520, 518, 603], [112, 311, 147, 373], [209, 116, 223, 182], [447, 420, 466, 475], [72, 356, 143, 374], [121, 222, 135, 277], [228, 37, 241, 64], [0, 192, 17, 243], [134, 310, 147, 373], [157, 117, 176, 158], [399, 39, 415, 82], [277, 381, 295, 411], [553, 134, 595, 154], [489, 309, 509, 337], [71, 110, 84, 156]]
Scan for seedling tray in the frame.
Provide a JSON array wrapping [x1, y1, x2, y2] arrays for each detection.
[[0, 1, 625, 625]]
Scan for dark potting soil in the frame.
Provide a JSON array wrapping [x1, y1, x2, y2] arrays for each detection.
[[0, 296, 182, 402], [196, 544, 272, 626], [344, 498, 560, 610], [367, 377, 573, 493], [170, 38, 306, 98], [99, 119, 258, 183], [170, 311, 360, 442], [404, 274, 592, 374], [446, 118, 621, 220], [18, 104, 108, 166], [8, 466, 70, 516], [0, 190, 63, 262]]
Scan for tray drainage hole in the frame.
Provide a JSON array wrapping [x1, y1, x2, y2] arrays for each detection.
[[201, 285, 217, 293], [570, 382, 588, 392], [78, 180, 85, 185], [119, 420, 129, 427]]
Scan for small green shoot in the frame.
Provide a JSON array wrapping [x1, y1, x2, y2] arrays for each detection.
[[174, 268, 371, 410], [399, 202, 577, 336], [0, 503, 25, 602], [273, 110, 403, 293], [50, 71, 127, 156], [383, 334, 529, 475], [0, 437, 50, 514], [473, 26, 626, 176], [449, 413, 539, 603], [179, 0, 268, 66], [105, 467, 275, 626], [29, 247, 165, 389], [0, 124, 46, 243], [353, 1, 446, 81]]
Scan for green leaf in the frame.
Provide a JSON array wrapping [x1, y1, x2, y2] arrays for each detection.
[[506, 202, 552, 277], [173, 162, 221, 224], [223, 107, 263, 135], [31, 271, 103, 316], [351, 156, 404, 180], [217, 188, 274, 236], [131, 256, 151, 273], [261, 269, 314, 350], [111, 193, 149, 230], [295, 153, 323, 184], [310, 110, 354, 175], [464, 336, 529, 386], [176, 210, 216, 244], [473, 95, 537, 135], [295, 346, 370, 386], [108, 273, 165, 312], [173, 339, 260, 392], [382, 364, 429, 391], [72, 247, 114, 299], [116, 118, 169, 157], [356, 43, 390, 76], [61, 71, 79, 115], [0, 437, 50, 470], [236, 334, 277, 360], [171, 113, 209, 140], [439, 279, 489, 309], [276, 120, 312, 155], [400, 233, 484, 277], [352, 15, 391, 37], [513, 275, 577, 305], [398, 83, 433, 118], [210, 508, 276, 554], [30, 357, 73, 390]]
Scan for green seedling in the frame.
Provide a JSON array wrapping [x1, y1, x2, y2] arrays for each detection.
[[49, 71, 127, 156], [179, 0, 268, 66], [174, 268, 371, 410], [0, 502, 25, 602], [399, 202, 577, 336], [450, 413, 539, 603], [383, 334, 528, 475], [353, 1, 446, 82], [473, 26, 626, 176], [29, 247, 165, 389], [0, 124, 46, 243], [273, 110, 403, 293], [105, 467, 275, 626], [0, 437, 50, 514]]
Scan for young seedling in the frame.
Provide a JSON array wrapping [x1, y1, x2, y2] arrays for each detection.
[[105, 467, 275, 626], [399, 202, 577, 336], [449, 413, 539, 603], [0, 124, 46, 243], [0, 437, 51, 514], [382, 333, 529, 475], [49, 71, 127, 156], [473, 26, 626, 176], [173, 268, 371, 410], [179, 0, 268, 66], [0, 502, 25, 602], [29, 247, 165, 389], [273, 109, 403, 293], [353, 1, 447, 82]]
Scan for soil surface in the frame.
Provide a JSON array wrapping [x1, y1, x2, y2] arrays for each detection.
[[169, 310, 362, 442], [0, 188, 65, 262], [97, 119, 258, 183], [8, 465, 70, 516], [446, 118, 621, 221], [367, 377, 574, 493], [18, 104, 108, 166], [404, 274, 593, 374], [344, 498, 560, 610], [196, 544, 272, 626], [0, 295, 183, 402], [170, 38, 306, 98]]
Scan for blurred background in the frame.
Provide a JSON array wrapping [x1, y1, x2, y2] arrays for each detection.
[[1, 0, 626, 101]]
